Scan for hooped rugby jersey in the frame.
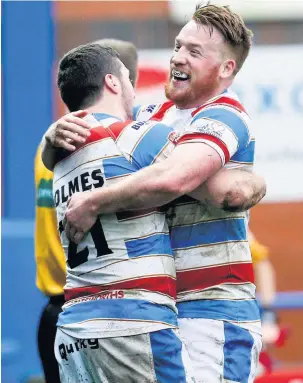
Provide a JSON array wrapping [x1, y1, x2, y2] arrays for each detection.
[[134, 90, 261, 334], [54, 113, 201, 339]]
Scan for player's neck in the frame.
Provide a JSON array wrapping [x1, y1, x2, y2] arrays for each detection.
[[175, 83, 230, 110], [86, 99, 127, 121]]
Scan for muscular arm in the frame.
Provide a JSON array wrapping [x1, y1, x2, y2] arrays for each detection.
[[189, 168, 266, 212], [88, 142, 222, 213], [64, 142, 222, 239], [65, 142, 266, 240]]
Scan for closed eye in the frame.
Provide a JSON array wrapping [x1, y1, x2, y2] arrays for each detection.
[[191, 50, 201, 56]]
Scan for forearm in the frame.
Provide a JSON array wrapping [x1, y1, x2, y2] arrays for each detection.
[[41, 132, 59, 171], [208, 168, 266, 212], [90, 163, 198, 214], [89, 144, 221, 214]]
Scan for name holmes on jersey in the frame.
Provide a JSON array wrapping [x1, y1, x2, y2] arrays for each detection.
[[54, 168, 104, 207]]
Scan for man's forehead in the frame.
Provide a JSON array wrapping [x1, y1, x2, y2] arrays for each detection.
[[176, 20, 224, 46]]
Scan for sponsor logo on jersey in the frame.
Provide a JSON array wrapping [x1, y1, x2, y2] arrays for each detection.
[[131, 121, 146, 130], [70, 291, 125, 305], [142, 104, 157, 114], [37, 179, 54, 208], [192, 120, 226, 139], [131, 120, 157, 131], [168, 131, 181, 144], [59, 338, 99, 361]]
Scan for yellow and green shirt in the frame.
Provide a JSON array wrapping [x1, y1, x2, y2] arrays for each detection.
[[34, 145, 66, 296]]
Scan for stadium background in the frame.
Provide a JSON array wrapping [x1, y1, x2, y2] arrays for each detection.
[[2, 1, 302, 382]]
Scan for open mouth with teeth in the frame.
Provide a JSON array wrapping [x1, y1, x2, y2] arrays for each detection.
[[172, 69, 190, 81]]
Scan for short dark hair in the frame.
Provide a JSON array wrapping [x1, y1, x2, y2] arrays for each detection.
[[193, 3, 253, 75], [95, 39, 138, 86], [57, 43, 122, 111]]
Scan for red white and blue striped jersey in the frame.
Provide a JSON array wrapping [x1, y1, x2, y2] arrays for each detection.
[[54, 113, 179, 338], [134, 91, 261, 334]]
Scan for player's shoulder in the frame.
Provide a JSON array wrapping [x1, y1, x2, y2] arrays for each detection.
[[133, 101, 174, 121], [192, 94, 249, 121], [190, 93, 252, 145], [108, 119, 170, 140]]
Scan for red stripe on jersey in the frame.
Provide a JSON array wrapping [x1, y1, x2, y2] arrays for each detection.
[[65, 275, 176, 301], [151, 101, 174, 121], [106, 120, 133, 141], [84, 125, 111, 144], [56, 125, 112, 163], [177, 262, 254, 293], [192, 96, 247, 117], [177, 133, 230, 163]]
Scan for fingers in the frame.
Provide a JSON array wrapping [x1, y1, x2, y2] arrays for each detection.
[[58, 123, 88, 143], [74, 231, 85, 244], [55, 138, 77, 152], [65, 221, 72, 241], [65, 223, 84, 244], [68, 226, 77, 243], [63, 117, 91, 133]]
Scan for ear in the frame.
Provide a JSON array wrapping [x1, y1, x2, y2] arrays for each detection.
[[220, 59, 236, 79], [104, 74, 120, 94]]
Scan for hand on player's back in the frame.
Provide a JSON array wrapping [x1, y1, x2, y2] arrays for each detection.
[[63, 192, 98, 244], [46, 110, 91, 151]]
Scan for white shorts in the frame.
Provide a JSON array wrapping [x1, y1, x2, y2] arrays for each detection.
[[179, 318, 262, 383], [55, 327, 195, 383]]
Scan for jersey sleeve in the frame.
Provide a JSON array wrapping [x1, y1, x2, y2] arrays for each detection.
[[176, 105, 251, 165], [113, 120, 175, 170], [132, 103, 162, 122]]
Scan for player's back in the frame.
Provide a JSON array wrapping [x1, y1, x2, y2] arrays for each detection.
[[53, 113, 177, 339]]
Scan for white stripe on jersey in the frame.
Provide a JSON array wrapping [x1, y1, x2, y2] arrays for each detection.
[[170, 208, 247, 226], [174, 241, 251, 269], [115, 120, 158, 162], [54, 139, 120, 182], [177, 282, 256, 302], [59, 319, 176, 340], [66, 254, 176, 289]]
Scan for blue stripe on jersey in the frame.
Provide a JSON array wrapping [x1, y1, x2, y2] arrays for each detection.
[[132, 123, 172, 169], [170, 218, 246, 250], [132, 105, 141, 120], [223, 322, 254, 382], [125, 233, 173, 258], [192, 107, 250, 150], [150, 329, 188, 383], [231, 140, 255, 163], [103, 156, 134, 179], [92, 113, 121, 122], [177, 299, 261, 322], [57, 299, 177, 327]]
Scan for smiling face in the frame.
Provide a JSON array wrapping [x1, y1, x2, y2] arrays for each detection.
[[165, 20, 235, 109]]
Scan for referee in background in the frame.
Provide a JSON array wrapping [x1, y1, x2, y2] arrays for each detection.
[[34, 38, 138, 383]]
